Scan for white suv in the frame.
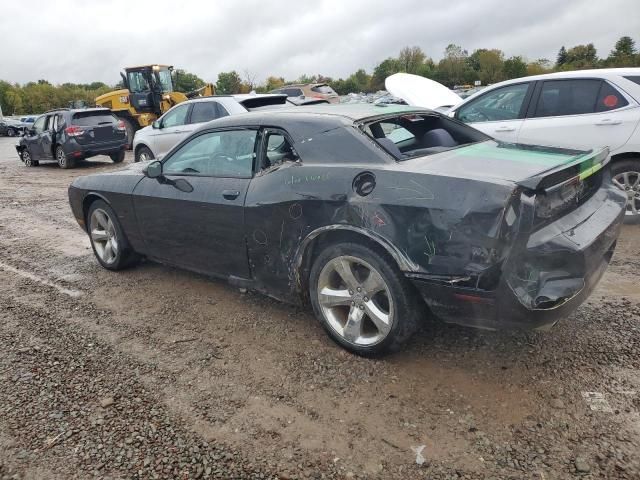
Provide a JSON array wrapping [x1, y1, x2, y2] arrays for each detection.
[[447, 69, 640, 218]]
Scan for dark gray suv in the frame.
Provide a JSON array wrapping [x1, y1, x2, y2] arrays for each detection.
[[16, 108, 127, 169]]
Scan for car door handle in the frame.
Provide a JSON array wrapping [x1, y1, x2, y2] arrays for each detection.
[[595, 119, 621, 126], [222, 190, 240, 200], [494, 126, 516, 132]]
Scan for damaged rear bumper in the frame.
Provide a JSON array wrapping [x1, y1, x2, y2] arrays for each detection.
[[409, 183, 626, 330]]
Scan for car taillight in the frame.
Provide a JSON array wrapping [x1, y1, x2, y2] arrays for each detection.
[[65, 126, 83, 137], [116, 120, 126, 131]]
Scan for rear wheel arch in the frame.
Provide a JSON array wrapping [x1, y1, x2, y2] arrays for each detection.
[[610, 151, 640, 163], [294, 226, 415, 297]]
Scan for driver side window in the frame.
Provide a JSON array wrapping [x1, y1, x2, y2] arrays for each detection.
[[32, 116, 45, 134], [161, 104, 190, 128], [457, 83, 530, 123], [163, 129, 257, 178]]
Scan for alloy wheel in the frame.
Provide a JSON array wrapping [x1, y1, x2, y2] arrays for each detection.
[[317, 255, 393, 346], [612, 171, 640, 216], [89, 209, 119, 265], [56, 148, 67, 168], [22, 150, 33, 166]]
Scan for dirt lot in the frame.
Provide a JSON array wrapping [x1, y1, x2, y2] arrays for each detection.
[[0, 137, 638, 480]]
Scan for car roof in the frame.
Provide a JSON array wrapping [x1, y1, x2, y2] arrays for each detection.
[[186, 94, 286, 103], [476, 68, 640, 88], [195, 104, 434, 142], [264, 103, 430, 121]]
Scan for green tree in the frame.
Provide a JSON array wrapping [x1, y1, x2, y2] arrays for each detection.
[[437, 44, 470, 87], [503, 56, 527, 79], [562, 43, 598, 69], [475, 49, 504, 84], [398, 46, 427, 74], [215, 71, 242, 94], [371, 58, 401, 91], [556, 46, 568, 66], [527, 58, 553, 76], [607, 36, 638, 66], [263, 76, 285, 92], [172, 69, 205, 93]]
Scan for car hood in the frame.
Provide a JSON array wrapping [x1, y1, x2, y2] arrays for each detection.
[[396, 141, 605, 188], [385, 73, 463, 110]]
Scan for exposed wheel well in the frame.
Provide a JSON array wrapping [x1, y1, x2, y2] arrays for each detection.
[[611, 152, 640, 163], [134, 143, 151, 157], [82, 194, 105, 231], [296, 229, 403, 298]]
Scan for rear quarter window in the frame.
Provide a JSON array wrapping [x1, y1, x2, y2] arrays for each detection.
[[595, 82, 629, 112], [72, 112, 117, 126]]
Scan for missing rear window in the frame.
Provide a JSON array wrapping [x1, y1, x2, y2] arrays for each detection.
[[364, 113, 489, 160]]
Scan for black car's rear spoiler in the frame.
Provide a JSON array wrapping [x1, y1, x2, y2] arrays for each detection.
[[517, 147, 610, 191]]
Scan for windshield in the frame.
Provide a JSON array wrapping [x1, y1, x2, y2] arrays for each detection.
[[156, 69, 173, 93], [127, 71, 150, 93]]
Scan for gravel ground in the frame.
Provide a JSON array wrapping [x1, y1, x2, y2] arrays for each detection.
[[0, 136, 638, 480]]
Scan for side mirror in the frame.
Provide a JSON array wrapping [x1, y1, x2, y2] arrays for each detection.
[[145, 160, 163, 178], [152, 120, 161, 129]]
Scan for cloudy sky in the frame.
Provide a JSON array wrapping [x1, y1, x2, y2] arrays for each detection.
[[1, 0, 638, 86]]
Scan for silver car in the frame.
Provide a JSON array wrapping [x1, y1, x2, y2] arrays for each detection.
[[132, 94, 287, 162]]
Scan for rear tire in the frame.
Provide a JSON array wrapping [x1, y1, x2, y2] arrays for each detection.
[[87, 200, 140, 271], [309, 242, 421, 356], [56, 145, 74, 169], [110, 150, 125, 163], [134, 146, 154, 163], [610, 158, 640, 222], [119, 117, 136, 150]]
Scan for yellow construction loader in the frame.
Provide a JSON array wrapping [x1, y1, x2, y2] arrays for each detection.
[[95, 64, 215, 146]]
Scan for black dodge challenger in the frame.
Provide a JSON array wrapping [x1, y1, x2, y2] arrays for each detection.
[[68, 104, 626, 355]]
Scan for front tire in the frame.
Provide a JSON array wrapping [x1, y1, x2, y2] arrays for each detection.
[[21, 149, 38, 167], [309, 242, 421, 356], [7, 128, 16, 137], [135, 146, 154, 163], [110, 150, 125, 163], [56, 145, 74, 169], [87, 200, 139, 271]]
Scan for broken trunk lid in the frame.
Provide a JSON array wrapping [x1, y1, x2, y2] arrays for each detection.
[[385, 73, 462, 110], [397, 141, 606, 187]]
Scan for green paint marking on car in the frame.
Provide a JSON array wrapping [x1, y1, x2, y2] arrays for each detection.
[[451, 142, 581, 166], [579, 162, 604, 180]]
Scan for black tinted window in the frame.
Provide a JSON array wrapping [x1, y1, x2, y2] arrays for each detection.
[[311, 84, 336, 95], [595, 82, 629, 112], [533, 79, 602, 117], [284, 88, 303, 96], [72, 112, 117, 126], [190, 102, 220, 124], [624, 76, 640, 86]]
